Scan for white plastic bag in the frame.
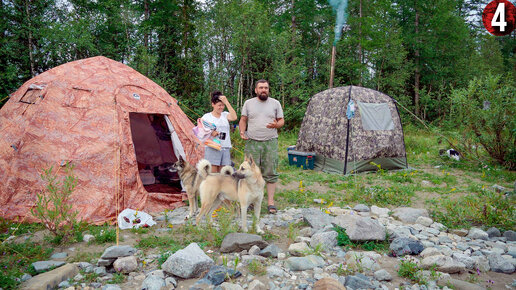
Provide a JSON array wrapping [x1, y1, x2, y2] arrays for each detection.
[[117, 208, 156, 229]]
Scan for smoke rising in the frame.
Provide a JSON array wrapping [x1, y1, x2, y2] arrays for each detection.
[[328, 0, 349, 45]]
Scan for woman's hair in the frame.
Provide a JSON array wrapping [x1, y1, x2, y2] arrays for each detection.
[[211, 91, 223, 104]]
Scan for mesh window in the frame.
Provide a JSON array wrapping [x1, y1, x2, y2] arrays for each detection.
[[357, 101, 394, 130]]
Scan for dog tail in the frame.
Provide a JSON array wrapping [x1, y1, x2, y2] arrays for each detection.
[[220, 165, 234, 176], [196, 159, 212, 178]]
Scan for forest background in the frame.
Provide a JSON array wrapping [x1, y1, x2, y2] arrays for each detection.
[[0, 0, 514, 166]]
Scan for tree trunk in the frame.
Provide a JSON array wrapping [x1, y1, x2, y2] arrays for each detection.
[[291, 0, 296, 45], [144, 0, 149, 50], [414, 1, 420, 116], [25, 0, 35, 77], [358, 0, 362, 86]]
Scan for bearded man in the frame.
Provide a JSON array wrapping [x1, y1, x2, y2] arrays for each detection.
[[239, 79, 284, 214]]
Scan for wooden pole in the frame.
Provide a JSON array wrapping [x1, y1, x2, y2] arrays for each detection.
[[329, 45, 336, 88]]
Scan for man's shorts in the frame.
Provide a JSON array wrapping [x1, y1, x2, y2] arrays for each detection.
[[204, 147, 232, 166], [244, 138, 279, 183]]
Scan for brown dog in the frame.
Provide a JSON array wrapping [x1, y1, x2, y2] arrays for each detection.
[[196, 156, 265, 233]]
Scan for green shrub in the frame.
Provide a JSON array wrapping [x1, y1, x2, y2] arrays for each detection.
[[30, 163, 80, 244], [449, 74, 515, 169]]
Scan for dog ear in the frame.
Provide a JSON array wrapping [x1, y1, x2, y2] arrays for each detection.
[[179, 155, 185, 164], [247, 155, 255, 165]]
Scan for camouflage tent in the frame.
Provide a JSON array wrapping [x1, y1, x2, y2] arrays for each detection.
[[297, 86, 407, 174]]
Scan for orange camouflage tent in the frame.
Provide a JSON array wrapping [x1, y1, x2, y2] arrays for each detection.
[[0, 56, 204, 224]]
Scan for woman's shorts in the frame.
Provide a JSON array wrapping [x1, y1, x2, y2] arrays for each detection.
[[204, 147, 232, 166]]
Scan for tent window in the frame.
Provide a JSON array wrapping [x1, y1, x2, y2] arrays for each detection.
[[357, 101, 394, 130], [20, 89, 42, 104], [66, 87, 93, 108], [129, 112, 182, 194]]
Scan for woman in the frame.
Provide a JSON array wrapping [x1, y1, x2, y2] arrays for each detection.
[[202, 91, 237, 172]]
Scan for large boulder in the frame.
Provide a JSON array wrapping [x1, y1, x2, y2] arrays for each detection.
[[333, 214, 386, 241], [220, 233, 268, 253], [100, 245, 137, 259], [301, 208, 334, 230], [161, 243, 214, 278], [310, 231, 338, 251]]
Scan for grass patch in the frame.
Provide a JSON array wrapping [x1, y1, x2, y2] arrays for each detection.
[[0, 219, 44, 241], [107, 273, 125, 284], [430, 188, 515, 231], [344, 185, 415, 207], [398, 258, 426, 285], [87, 224, 117, 244], [247, 259, 266, 276], [67, 251, 102, 263], [0, 241, 53, 288]]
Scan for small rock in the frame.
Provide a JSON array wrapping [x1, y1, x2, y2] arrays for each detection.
[[20, 273, 32, 282], [58, 280, 70, 288], [373, 269, 392, 281], [96, 258, 115, 267], [450, 229, 468, 237], [102, 285, 122, 290], [249, 245, 261, 255], [141, 275, 165, 290], [370, 206, 389, 217], [420, 247, 441, 258], [266, 265, 285, 278], [31, 261, 65, 273], [345, 274, 372, 289], [93, 266, 107, 276], [220, 233, 268, 253], [416, 217, 433, 227], [353, 204, 370, 212], [248, 279, 267, 290], [486, 227, 501, 238], [259, 244, 281, 258], [113, 256, 138, 273], [392, 207, 429, 224], [389, 237, 424, 256], [488, 253, 515, 273], [503, 230, 516, 241], [51, 252, 68, 259], [467, 228, 488, 240], [165, 277, 177, 287], [421, 255, 465, 273], [491, 184, 506, 193], [284, 255, 325, 271], [83, 234, 95, 243], [220, 282, 244, 290], [313, 277, 346, 289], [288, 242, 310, 256]]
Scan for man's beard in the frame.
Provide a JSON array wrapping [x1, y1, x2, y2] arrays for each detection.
[[258, 93, 268, 101]]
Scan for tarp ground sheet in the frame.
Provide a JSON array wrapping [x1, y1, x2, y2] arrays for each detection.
[[0, 56, 204, 224], [297, 86, 407, 174]]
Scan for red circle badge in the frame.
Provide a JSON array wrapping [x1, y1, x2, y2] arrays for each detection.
[[482, 0, 516, 36]]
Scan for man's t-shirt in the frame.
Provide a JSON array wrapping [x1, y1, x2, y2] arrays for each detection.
[[202, 111, 231, 148], [241, 97, 284, 141]]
